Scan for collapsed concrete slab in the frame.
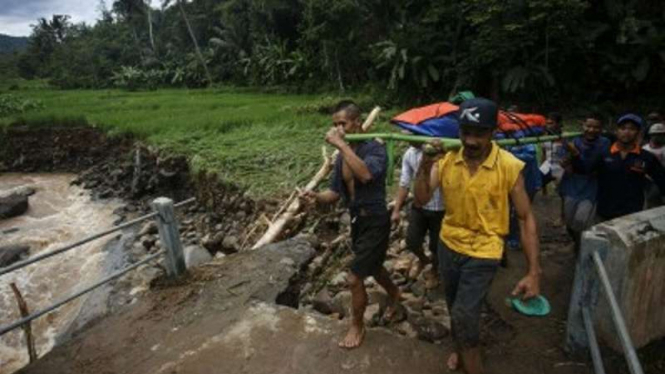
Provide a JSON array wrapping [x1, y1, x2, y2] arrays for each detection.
[[567, 206, 665, 352], [16, 236, 452, 374], [150, 302, 449, 374]]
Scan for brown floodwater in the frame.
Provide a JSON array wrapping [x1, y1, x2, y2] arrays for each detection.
[[0, 174, 122, 373]]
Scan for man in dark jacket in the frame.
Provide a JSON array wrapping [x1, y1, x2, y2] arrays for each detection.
[[595, 114, 665, 221]]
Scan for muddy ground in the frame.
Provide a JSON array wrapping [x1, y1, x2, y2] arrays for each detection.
[[1, 124, 663, 373]]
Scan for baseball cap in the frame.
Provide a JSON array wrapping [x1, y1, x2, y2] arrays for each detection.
[[649, 123, 665, 135], [458, 98, 498, 129], [617, 113, 644, 129]]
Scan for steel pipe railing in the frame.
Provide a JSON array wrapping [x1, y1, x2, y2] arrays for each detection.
[[0, 197, 196, 338], [0, 197, 195, 277], [0, 250, 164, 336], [591, 250, 644, 374], [582, 306, 607, 374]]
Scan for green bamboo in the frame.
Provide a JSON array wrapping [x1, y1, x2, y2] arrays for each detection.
[[386, 139, 395, 184], [345, 132, 581, 186], [345, 132, 581, 150]]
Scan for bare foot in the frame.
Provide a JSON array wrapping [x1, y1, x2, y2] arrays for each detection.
[[447, 352, 459, 371], [339, 324, 365, 349], [424, 270, 439, 289], [383, 289, 402, 322]]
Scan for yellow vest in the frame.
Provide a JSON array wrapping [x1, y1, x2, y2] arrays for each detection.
[[438, 142, 524, 259]]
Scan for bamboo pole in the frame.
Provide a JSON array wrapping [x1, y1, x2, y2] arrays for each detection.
[[345, 132, 581, 149], [10, 283, 37, 363]]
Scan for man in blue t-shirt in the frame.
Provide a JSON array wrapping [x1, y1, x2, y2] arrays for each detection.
[[302, 100, 400, 350], [558, 114, 610, 251]]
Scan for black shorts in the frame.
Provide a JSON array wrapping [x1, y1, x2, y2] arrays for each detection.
[[350, 212, 390, 278], [438, 240, 500, 349]]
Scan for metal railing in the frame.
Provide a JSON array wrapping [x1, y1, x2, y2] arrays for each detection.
[[571, 236, 645, 374], [0, 196, 196, 337], [582, 249, 644, 374]]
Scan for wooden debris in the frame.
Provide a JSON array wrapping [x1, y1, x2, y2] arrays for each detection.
[[10, 283, 37, 363]]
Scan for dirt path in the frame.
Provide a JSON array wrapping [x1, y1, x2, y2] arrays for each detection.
[[15, 193, 607, 374]]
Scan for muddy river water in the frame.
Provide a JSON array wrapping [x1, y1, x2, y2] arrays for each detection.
[[0, 174, 124, 373]]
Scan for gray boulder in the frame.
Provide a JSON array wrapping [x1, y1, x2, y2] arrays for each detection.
[[0, 186, 36, 199], [184, 245, 212, 268], [0, 194, 29, 220], [0, 245, 30, 267]]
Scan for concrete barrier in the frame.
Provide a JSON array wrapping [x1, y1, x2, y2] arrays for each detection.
[[566, 206, 665, 352]]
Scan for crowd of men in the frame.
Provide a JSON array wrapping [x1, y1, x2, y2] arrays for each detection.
[[302, 99, 663, 374], [540, 110, 665, 251]]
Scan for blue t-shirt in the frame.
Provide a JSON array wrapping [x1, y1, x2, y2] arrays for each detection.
[[331, 140, 387, 215], [558, 136, 611, 201]]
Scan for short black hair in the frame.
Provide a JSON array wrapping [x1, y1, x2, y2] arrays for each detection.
[[547, 112, 562, 123], [333, 100, 362, 121], [587, 112, 604, 126]]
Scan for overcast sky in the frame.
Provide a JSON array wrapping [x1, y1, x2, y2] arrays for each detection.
[[0, 0, 101, 37]]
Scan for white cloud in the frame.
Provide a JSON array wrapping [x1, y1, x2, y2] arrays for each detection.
[[0, 0, 101, 36]]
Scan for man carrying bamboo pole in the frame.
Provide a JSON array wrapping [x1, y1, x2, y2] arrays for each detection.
[[301, 100, 400, 349], [414, 98, 541, 374]]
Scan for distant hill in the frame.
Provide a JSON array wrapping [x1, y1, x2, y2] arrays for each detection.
[[0, 34, 29, 54]]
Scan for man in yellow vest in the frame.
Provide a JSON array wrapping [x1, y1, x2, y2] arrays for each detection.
[[414, 98, 541, 374]]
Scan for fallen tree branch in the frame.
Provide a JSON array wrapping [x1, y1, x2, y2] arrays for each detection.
[[250, 107, 381, 250], [251, 147, 333, 249], [10, 283, 37, 363]]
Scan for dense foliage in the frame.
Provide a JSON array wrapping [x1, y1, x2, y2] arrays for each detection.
[[11, 0, 665, 106]]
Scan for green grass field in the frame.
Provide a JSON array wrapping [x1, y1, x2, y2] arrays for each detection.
[[1, 81, 398, 197]]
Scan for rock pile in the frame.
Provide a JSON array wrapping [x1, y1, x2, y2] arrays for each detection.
[[300, 208, 452, 345]]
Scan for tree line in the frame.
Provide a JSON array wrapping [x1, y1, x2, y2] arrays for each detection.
[[6, 0, 665, 107]]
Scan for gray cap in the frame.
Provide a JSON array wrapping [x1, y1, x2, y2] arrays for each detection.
[[649, 123, 665, 135]]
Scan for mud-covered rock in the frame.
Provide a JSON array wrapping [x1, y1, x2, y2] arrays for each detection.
[[396, 321, 418, 338], [221, 236, 239, 254], [0, 244, 30, 267], [184, 245, 212, 268], [0, 194, 29, 220], [330, 271, 348, 288], [412, 317, 450, 343], [312, 288, 335, 315], [0, 186, 36, 199]]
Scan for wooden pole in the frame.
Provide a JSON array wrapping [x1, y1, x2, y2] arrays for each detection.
[[9, 283, 37, 363], [251, 147, 333, 249]]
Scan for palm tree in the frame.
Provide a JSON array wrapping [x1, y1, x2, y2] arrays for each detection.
[[143, 0, 156, 52], [162, 0, 213, 86], [113, 0, 148, 63]]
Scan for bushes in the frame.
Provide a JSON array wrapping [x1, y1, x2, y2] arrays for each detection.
[[0, 95, 44, 118]]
